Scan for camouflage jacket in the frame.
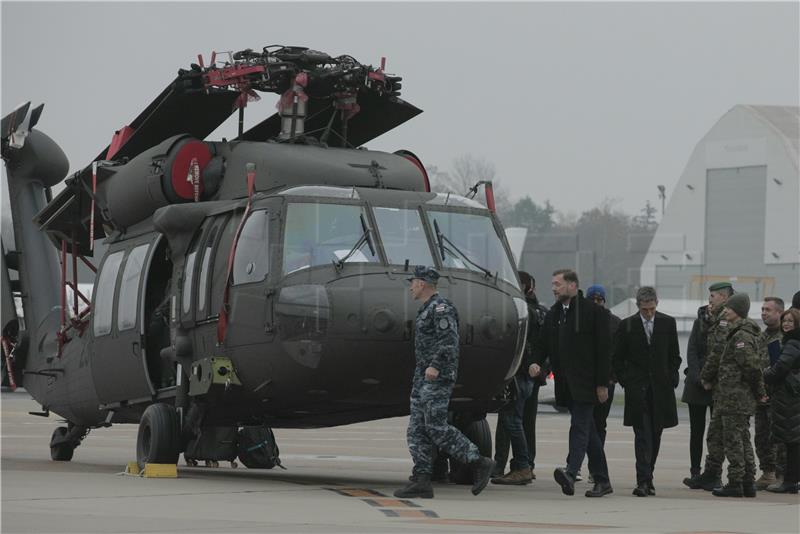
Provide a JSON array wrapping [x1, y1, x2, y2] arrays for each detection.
[[413, 293, 460, 388], [701, 317, 766, 415], [699, 306, 729, 387]]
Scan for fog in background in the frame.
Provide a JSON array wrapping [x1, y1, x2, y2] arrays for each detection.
[[3, 1, 798, 215]]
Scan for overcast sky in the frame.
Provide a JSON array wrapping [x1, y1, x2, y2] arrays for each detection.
[[2, 1, 798, 218]]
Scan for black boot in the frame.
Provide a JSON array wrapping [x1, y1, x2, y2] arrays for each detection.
[[394, 475, 434, 498], [470, 457, 495, 496], [712, 482, 743, 497], [698, 470, 723, 491], [742, 481, 756, 498], [682, 469, 702, 489]]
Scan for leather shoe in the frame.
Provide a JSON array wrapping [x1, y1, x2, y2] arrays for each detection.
[[648, 481, 656, 496], [632, 482, 649, 497], [554, 467, 575, 496], [586, 481, 613, 497]]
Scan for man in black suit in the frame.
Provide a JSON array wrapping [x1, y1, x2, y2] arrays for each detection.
[[530, 269, 613, 497], [613, 286, 681, 497]]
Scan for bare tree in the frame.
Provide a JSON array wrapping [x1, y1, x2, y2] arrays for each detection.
[[426, 154, 511, 214]]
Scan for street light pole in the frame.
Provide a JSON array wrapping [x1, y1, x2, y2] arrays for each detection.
[[657, 185, 666, 217]]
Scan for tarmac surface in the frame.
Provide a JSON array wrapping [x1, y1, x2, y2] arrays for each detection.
[[2, 389, 798, 534]]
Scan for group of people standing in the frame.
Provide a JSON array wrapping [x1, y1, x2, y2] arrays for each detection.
[[394, 264, 800, 499], [682, 284, 800, 496]]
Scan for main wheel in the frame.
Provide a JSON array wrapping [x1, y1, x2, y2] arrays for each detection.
[[50, 427, 74, 462], [136, 403, 180, 470], [448, 417, 492, 485]]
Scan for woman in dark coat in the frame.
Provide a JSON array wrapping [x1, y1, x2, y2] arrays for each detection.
[[762, 308, 800, 494], [681, 305, 715, 485]]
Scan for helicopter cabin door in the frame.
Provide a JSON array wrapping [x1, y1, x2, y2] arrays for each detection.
[[91, 235, 159, 404]]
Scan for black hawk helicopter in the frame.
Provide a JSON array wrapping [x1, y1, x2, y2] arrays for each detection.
[[1, 46, 528, 474]]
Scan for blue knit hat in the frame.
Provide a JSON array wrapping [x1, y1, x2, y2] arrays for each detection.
[[586, 284, 606, 301]]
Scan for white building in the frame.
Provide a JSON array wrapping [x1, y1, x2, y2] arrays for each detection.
[[640, 105, 799, 301]]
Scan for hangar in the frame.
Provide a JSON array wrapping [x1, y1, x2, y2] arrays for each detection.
[[639, 105, 799, 300]]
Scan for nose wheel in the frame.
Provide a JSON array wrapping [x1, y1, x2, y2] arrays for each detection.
[[50, 424, 88, 462]]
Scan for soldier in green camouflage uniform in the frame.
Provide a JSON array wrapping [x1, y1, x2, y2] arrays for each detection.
[[395, 266, 494, 499], [700, 293, 767, 497], [690, 282, 734, 491], [754, 297, 786, 488]]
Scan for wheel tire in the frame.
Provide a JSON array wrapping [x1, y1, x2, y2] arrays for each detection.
[[136, 403, 180, 470], [449, 417, 492, 485], [50, 427, 74, 462]]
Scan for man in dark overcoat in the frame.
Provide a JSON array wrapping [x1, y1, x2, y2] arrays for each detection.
[[530, 269, 613, 497], [613, 286, 681, 496]]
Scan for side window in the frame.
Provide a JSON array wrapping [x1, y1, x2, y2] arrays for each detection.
[[182, 251, 197, 315], [93, 251, 125, 336], [197, 225, 220, 316], [233, 210, 270, 285], [117, 244, 150, 331], [210, 213, 241, 315]]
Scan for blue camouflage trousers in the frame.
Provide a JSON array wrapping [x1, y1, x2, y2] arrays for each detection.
[[408, 381, 481, 475]]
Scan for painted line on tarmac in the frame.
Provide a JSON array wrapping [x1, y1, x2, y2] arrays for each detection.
[[411, 518, 617, 529], [325, 487, 439, 520]]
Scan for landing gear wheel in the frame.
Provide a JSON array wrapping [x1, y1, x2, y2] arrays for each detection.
[[50, 427, 75, 461], [136, 403, 180, 470], [449, 417, 492, 485]]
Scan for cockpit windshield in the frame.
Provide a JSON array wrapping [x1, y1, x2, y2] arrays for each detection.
[[372, 207, 433, 267], [283, 203, 379, 274], [426, 210, 518, 287]]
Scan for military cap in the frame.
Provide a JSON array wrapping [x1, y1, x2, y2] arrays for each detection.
[[708, 281, 733, 292], [724, 292, 750, 318], [408, 265, 440, 284]]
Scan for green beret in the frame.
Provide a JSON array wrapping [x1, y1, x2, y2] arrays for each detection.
[[708, 282, 733, 292]]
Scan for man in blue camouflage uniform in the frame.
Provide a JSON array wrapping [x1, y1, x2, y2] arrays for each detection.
[[394, 266, 495, 499]]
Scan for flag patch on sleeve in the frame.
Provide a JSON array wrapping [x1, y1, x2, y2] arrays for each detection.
[[735, 341, 745, 349], [435, 304, 447, 313]]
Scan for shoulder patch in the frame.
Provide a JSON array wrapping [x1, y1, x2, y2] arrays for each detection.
[[438, 318, 450, 330]]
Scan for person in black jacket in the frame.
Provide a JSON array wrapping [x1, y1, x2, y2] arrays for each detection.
[[613, 286, 681, 496], [493, 271, 549, 483], [681, 284, 730, 487], [586, 284, 621, 446], [492, 271, 537, 485], [530, 269, 613, 497], [763, 308, 800, 494]]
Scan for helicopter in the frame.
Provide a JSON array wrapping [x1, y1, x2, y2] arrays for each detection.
[[1, 45, 529, 475]]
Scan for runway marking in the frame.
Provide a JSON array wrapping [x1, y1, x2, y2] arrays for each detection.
[[326, 487, 439, 521], [412, 518, 615, 529], [327, 488, 386, 497], [362, 498, 420, 508], [381, 509, 438, 518]]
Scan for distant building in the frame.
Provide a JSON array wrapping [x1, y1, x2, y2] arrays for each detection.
[[640, 105, 800, 301]]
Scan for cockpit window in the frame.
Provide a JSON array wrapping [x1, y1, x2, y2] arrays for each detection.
[[425, 193, 486, 209], [279, 186, 359, 199], [282, 203, 378, 274], [233, 210, 270, 285], [427, 210, 518, 287], [373, 207, 433, 266]]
